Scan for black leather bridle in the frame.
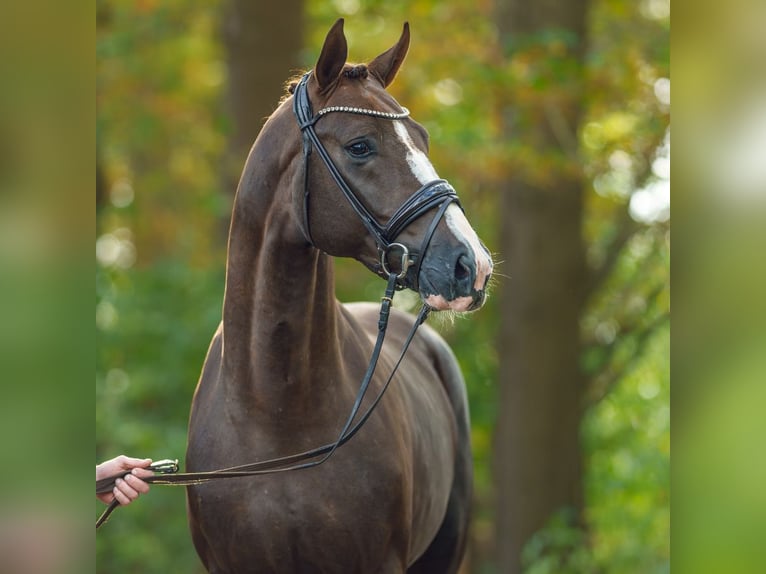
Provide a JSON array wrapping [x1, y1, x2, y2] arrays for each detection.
[[96, 72, 460, 529], [292, 71, 461, 289]]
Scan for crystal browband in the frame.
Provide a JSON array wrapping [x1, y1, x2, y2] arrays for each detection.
[[315, 105, 411, 120]]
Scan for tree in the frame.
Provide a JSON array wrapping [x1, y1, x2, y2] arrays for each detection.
[[220, 0, 304, 200], [492, 2, 589, 572], [489, 0, 669, 569]]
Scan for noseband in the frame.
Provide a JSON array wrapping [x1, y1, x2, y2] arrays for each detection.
[[292, 72, 461, 288]]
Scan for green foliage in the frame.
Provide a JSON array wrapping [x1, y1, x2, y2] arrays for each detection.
[[583, 327, 670, 574], [522, 509, 597, 574], [518, 328, 669, 574], [97, 0, 228, 264], [97, 261, 222, 573]]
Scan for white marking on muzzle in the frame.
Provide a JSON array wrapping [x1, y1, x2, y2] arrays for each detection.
[[424, 294, 475, 312], [393, 121, 493, 300]]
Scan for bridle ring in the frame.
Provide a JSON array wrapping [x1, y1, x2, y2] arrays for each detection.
[[381, 243, 412, 280]]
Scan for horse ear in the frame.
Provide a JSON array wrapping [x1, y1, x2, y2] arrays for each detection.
[[368, 22, 410, 88], [315, 18, 348, 91]]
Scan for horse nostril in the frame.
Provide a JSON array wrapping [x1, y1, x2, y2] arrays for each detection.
[[454, 254, 472, 282]]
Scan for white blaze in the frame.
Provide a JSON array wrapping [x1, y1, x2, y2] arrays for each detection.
[[444, 204, 493, 292], [393, 121, 438, 184], [393, 121, 493, 308]]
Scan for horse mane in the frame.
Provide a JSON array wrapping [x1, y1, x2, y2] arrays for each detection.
[[283, 64, 369, 101]]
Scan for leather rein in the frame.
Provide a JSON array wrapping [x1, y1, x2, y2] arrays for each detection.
[[96, 71, 460, 529]]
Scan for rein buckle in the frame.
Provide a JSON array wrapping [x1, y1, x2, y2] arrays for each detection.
[[150, 459, 180, 474]]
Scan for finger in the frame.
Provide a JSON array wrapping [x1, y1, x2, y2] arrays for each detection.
[[117, 456, 153, 470], [124, 473, 150, 494], [96, 492, 115, 505], [131, 467, 154, 479], [115, 477, 139, 501], [113, 485, 130, 506]]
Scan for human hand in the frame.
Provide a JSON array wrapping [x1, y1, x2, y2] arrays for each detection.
[[96, 455, 153, 506]]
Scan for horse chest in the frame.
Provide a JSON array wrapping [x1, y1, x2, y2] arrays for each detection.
[[188, 443, 410, 572]]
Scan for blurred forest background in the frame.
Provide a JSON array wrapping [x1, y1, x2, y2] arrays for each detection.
[[96, 0, 669, 572]]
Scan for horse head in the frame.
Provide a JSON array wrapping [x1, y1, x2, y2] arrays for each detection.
[[288, 19, 493, 312]]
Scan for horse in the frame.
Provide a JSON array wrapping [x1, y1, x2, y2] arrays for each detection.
[[185, 19, 493, 573]]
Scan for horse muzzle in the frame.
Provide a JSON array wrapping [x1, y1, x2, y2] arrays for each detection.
[[416, 240, 492, 312]]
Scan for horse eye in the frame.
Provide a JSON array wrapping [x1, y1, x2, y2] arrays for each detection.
[[345, 140, 373, 158]]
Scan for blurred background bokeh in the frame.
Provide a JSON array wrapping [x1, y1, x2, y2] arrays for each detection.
[[96, 0, 669, 572]]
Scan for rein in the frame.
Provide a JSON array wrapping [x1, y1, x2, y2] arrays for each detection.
[[97, 70, 457, 530], [97, 276, 429, 529]]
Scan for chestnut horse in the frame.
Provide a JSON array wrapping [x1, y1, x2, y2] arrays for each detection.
[[186, 19, 493, 573]]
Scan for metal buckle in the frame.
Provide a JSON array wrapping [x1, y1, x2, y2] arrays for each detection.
[[381, 243, 413, 279], [149, 459, 179, 474]]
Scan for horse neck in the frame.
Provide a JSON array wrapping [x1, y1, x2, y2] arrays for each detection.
[[220, 128, 344, 417]]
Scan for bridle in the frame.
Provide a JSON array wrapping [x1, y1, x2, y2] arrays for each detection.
[[292, 72, 462, 288], [96, 71, 461, 529]]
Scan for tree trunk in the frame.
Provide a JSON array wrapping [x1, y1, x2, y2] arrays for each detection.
[[493, 0, 589, 572], [221, 0, 304, 197]]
